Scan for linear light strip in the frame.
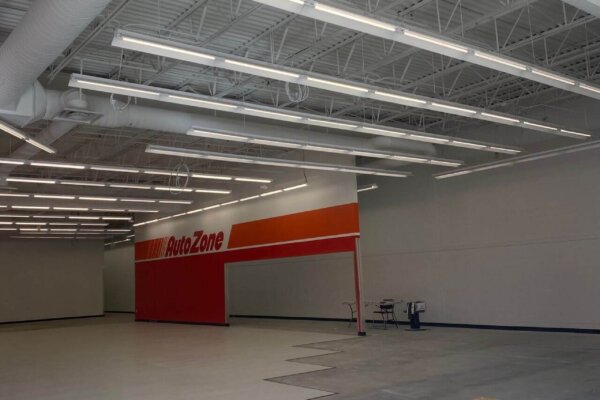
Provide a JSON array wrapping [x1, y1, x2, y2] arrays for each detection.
[[145, 145, 410, 178], [0, 189, 196, 204], [187, 127, 462, 167], [69, 74, 522, 154], [5, 177, 231, 195], [110, 30, 590, 139], [0, 120, 57, 154], [251, 0, 600, 103], [0, 157, 271, 183], [134, 183, 308, 228], [433, 139, 600, 180]]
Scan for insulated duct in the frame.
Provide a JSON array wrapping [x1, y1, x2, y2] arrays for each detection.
[[0, 0, 112, 108]]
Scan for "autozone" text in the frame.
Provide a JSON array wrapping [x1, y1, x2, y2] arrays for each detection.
[[165, 230, 224, 257]]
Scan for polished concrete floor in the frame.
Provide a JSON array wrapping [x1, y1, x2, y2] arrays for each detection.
[[1, 315, 600, 399]]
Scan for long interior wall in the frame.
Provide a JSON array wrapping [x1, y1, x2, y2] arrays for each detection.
[[0, 239, 104, 323], [103, 243, 135, 313], [359, 145, 600, 330]]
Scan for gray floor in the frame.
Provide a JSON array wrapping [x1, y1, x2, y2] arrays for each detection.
[[2, 315, 600, 399]]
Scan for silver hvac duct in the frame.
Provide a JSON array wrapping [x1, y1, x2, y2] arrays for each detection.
[[0, 0, 112, 109]]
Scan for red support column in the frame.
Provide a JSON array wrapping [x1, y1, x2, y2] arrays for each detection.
[[353, 236, 366, 336]]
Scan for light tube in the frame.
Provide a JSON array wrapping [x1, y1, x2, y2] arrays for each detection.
[[361, 126, 407, 137], [579, 84, 600, 95], [0, 121, 57, 154], [158, 200, 193, 204], [431, 102, 477, 114], [30, 162, 85, 170], [79, 197, 118, 202], [243, 108, 303, 121], [192, 173, 232, 181], [560, 129, 591, 138], [357, 183, 378, 192], [91, 166, 141, 173], [61, 181, 106, 187], [72, 78, 160, 96], [240, 195, 260, 202], [260, 190, 282, 197], [531, 69, 575, 85], [120, 199, 155, 203], [523, 121, 557, 131], [373, 91, 427, 105], [306, 118, 357, 129], [404, 30, 468, 53], [408, 134, 449, 144], [0, 193, 29, 197], [6, 178, 56, 184], [188, 129, 247, 141], [195, 189, 231, 194], [167, 95, 238, 109], [313, 2, 396, 31], [480, 112, 520, 123], [12, 206, 50, 210], [33, 195, 76, 200], [306, 77, 369, 93], [54, 207, 89, 211], [109, 184, 152, 190], [224, 59, 300, 78], [473, 51, 527, 71], [234, 177, 272, 183], [283, 183, 308, 191], [0, 159, 25, 165], [451, 140, 486, 149], [119, 36, 216, 61], [435, 170, 472, 179]]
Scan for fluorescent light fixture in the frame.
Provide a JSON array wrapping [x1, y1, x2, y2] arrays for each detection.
[[357, 183, 378, 193], [523, 121, 558, 131], [451, 140, 486, 149], [146, 145, 410, 178], [72, 78, 160, 97], [0, 193, 29, 198], [158, 200, 193, 204], [306, 77, 369, 93], [109, 184, 152, 190], [240, 195, 260, 202], [313, 2, 395, 31], [187, 126, 460, 166], [60, 181, 106, 187], [254, 0, 600, 101], [195, 189, 231, 194], [167, 95, 238, 110], [531, 69, 575, 85], [69, 74, 522, 153], [373, 91, 426, 105], [91, 166, 141, 173], [118, 35, 216, 61], [481, 112, 520, 124], [12, 206, 50, 210], [79, 197, 118, 202], [0, 159, 25, 165], [473, 51, 526, 71], [234, 177, 272, 183], [242, 108, 303, 121], [54, 207, 89, 211], [6, 178, 56, 184], [560, 129, 591, 138], [404, 30, 468, 53], [33, 195, 76, 200], [283, 183, 308, 191], [224, 59, 300, 78], [431, 102, 476, 114], [0, 120, 57, 154], [120, 199, 155, 203], [260, 190, 282, 197], [192, 174, 232, 181], [434, 139, 600, 180], [30, 162, 85, 170]]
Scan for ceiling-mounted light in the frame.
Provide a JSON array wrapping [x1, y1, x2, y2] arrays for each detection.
[[69, 74, 523, 154], [146, 144, 410, 178], [252, 0, 600, 101], [109, 31, 577, 137], [0, 120, 57, 154], [357, 183, 379, 193], [187, 127, 462, 167]]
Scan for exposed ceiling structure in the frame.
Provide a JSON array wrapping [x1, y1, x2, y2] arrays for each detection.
[[0, 0, 599, 242]]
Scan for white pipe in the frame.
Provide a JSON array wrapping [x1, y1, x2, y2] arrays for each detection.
[[0, 0, 111, 108]]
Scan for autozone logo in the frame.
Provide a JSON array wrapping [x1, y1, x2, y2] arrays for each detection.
[[165, 230, 224, 257]]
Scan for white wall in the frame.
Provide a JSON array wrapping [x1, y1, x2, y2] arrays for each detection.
[[228, 253, 355, 319], [358, 145, 600, 330], [103, 243, 134, 312], [0, 239, 104, 323]]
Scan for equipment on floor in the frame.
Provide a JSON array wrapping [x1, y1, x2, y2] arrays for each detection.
[[405, 301, 426, 330], [372, 299, 400, 329]]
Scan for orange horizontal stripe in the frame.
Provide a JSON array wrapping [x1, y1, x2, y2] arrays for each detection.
[[227, 203, 359, 249]]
